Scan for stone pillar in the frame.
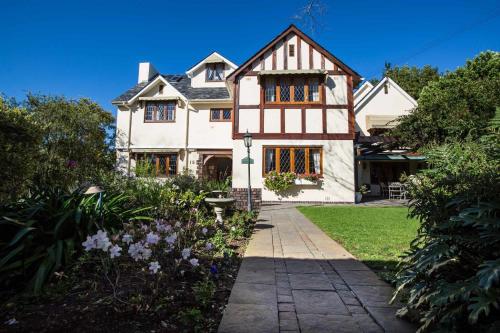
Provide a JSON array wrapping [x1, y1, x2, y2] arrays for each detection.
[[231, 188, 262, 212]]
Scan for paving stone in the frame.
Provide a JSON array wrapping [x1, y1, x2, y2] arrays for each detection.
[[347, 305, 367, 314], [279, 311, 297, 321], [278, 294, 293, 303], [293, 290, 349, 315], [351, 313, 383, 333], [218, 303, 278, 333], [289, 273, 334, 290], [350, 285, 399, 308], [297, 314, 362, 333], [276, 280, 290, 288], [236, 268, 276, 285], [329, 259, 371, 271], [339, 269, 387, 286], [334, 283, 350, 291], [280, 318, 299, 331], [277, 287, 292, 296], [341, 297, 361, 306], [240, 258, 276, 271], [278, 302, 295, 312], [365, 307, 415, 333], [228, 283, 277, 305], [285, 259, 323, 273]]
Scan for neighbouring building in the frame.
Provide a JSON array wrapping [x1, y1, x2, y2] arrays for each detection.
[[113, 24, 420, 208]]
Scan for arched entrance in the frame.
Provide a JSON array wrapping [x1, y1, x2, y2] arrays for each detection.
[[203, 155, 232, 181]]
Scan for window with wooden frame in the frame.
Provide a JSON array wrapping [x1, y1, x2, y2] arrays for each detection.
[[289, 44, 295, 57], [136, 153, 178, 177], [263, 76, 322, 104], [206, 63, 225, 81], [210, 108, 232, 121], [263, 147, 323, 176], [144, 101, 176, 122]]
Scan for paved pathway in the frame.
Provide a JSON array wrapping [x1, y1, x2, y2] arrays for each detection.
[[218, 203, 415, 333]]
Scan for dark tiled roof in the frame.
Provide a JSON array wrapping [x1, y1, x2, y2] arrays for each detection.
[[112, 74, 230, 103]]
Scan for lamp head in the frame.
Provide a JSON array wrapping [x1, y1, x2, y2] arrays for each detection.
[[243, 130, 252, 148], [84, 185, 104, 195]]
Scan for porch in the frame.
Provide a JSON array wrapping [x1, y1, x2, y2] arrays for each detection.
[[196, 149, 233, 181]]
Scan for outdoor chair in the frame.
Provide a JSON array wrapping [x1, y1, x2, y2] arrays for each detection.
[[379, 182, 389, 198]]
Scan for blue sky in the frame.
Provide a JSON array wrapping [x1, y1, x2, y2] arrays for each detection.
[[1, 0, 499, 117]]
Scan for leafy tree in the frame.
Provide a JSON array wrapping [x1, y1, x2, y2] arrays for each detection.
[[0, 97, 41, 200], [390, 51, 500, 150], [383, 63, 440, 100], [394, 112, 500, 331], [26, 95, 115, 189]]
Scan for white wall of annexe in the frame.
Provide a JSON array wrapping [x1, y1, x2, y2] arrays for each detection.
[[232, 139, 355, 203]]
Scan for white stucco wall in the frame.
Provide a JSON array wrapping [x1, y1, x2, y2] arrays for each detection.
[[264, 108, 280, 133], [239, 76, 260, 105], [284, 108, 302, 133], [326, 109, 349, 133], [238, 108, 260, 133], [305, 109, 323, 133], [355, 80, 417, 135], [188, 104, 233, 149], [326, 75, 348, 105], [232, 139, 355, 202]]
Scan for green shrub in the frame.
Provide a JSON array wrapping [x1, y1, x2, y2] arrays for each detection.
[[134, 159, 156, 177], [393, 135, 500, 331], [192, 279, 216, 308], [0, 187, 151, 294], [264, 171, 296, 193]]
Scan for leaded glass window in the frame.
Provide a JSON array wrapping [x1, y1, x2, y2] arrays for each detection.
[[265, 78, 276, 102], [210, 108, 232, 121], [145, 102, 175, 122], [206, 63, 225, 81], [135, 153, 178, 177], [263, 147, 322, 176], [280, 79, 290, 102], [280, 148, 291, 172], [262, 76, 321, 104], [308, 79, 319, 102], [294, 79, 305, 102], [145, 104, 154, 121]]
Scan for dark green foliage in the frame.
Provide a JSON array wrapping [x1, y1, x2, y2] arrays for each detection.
[[394, 117, 500, 331], [0, 187, 151, 294], [390, 51, 500, 150], [0, 97, 41, 200], [382, 63, 440, 100]]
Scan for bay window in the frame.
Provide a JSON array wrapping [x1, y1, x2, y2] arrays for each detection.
[[263, 147, 322, 175], [145, 101, 175, 122], [135, 153, 178, 177], [263, 76, 322, 104]]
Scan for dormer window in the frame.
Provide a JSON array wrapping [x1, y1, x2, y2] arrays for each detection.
[[206, 63, 225, 81]]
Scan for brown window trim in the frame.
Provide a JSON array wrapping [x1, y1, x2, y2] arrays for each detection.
[[263, 76, 322, 106], [262, 146, 323, 177], [135, 153, 178, 177], [205, 63, 225, 82], [209, 108, 232, 122], [144, 101, 176, 123], [289, 44, 295, 57]]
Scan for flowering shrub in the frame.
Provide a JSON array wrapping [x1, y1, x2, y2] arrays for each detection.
[[302, 173, 320, 182], [263, 171, 296, 193]]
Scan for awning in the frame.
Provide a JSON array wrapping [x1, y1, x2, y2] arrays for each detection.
[[258, 69, 328, 76], [356, 154, 426, 161], [138, 96, 180, 101], [131, 148, 181, 153]]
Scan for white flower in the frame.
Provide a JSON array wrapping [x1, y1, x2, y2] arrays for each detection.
[[5, 318, 18, 325], [175, 221, 181, 228], [165, 233, 177, 245], [149, 261, 161, 274], [189, 258, 199, 267], [205, 242, 214, 251], [93, 230, 111, 252], [82, 236, 95, 251], [128, 242, 151, 261], [122, 234, 133, 244], [146, 232, 160, 245], [202, 227, 208, 235], [109, 244, 122, 258], [181, 247, 191, 260], [231, 226, 236, 231]]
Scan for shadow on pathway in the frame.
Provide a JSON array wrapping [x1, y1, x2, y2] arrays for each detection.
[[218, 203, 415, 333]]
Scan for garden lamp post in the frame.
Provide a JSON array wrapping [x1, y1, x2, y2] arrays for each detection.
[[243, 130, 253, 212], [84, 185, 105, 227]]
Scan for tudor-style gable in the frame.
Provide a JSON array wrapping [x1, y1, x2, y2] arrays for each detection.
[[229, 24, 362, 140]]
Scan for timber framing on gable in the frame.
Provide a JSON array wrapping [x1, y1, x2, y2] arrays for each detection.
[[230, 24, 361, 141], [226, 24, 361, 82]]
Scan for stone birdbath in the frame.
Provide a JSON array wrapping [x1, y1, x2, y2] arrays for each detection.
[[205, 191, 236, 225]]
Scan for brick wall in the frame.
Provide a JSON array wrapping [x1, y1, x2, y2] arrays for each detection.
[[231, 188, 262, 212]]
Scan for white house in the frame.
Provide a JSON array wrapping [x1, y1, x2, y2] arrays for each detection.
[[113, 25, 420, 208], [353, 77, 424, 196]]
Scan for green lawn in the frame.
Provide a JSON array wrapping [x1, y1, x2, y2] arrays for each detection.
[[297, 205, 419, 281]]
